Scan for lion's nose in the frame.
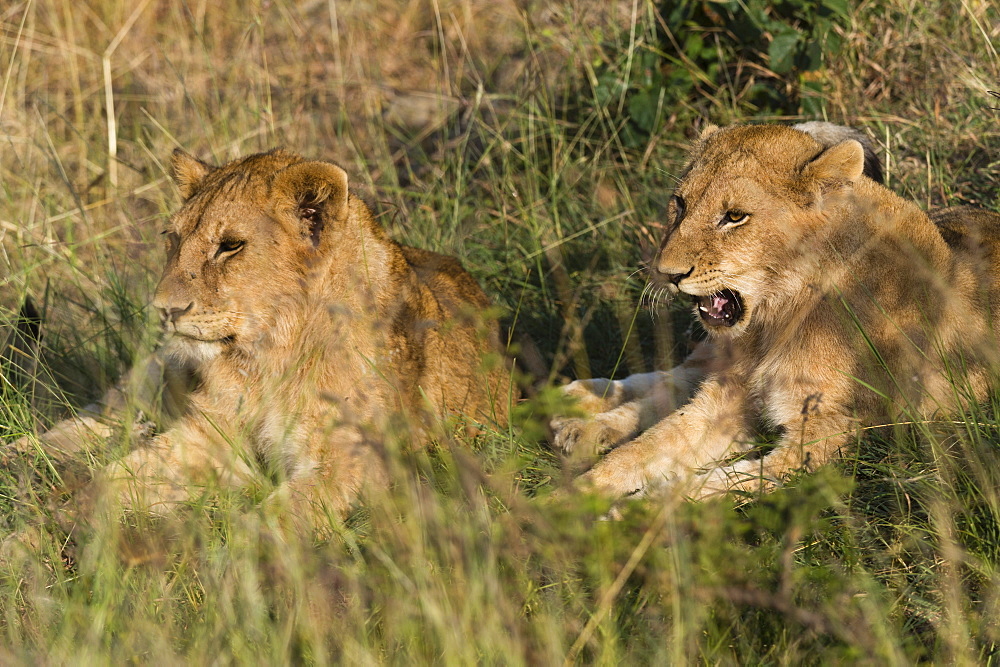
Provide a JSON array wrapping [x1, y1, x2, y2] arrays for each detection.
[[657, 265, 694, 286], [158, 302, 194, 323]]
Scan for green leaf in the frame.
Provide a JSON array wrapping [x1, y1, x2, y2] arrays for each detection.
[[804, 39, 824, 71], [683, 33, 705, 60], [628, 89, 660, 133], [769, 27, 802, 74], [821, 0, 851, 19], [594, 71, 624, 107]]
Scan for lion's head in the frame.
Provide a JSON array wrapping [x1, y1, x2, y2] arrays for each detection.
[[651, 124, 868, 337], [154, 149, 359, 363]]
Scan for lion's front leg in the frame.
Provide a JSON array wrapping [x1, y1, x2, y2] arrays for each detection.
[[575, 376, 749, 497], [557, 373, 663, 417], [261, 425, 388, 536], [79, 416, 255, 520], [553, 391, 679, 456], [551, 347, 710, 455], [3, 350, 192, 473], [4, 412, 116, 466], [684, 411, 854, 500]]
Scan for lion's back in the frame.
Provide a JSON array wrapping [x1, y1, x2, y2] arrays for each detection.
[[400, 245, 492, 314], [931, 206, 1000, 314], [931, 206, 1000, 252], [399, 244, 517, 429]]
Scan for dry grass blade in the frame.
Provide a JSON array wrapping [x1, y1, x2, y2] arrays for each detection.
[[0, 0, 997, 662]]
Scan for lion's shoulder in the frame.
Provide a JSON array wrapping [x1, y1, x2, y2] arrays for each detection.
[[400, 245, 491, 313]]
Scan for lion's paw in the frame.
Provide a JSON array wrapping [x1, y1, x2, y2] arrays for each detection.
[[551, 416, 629, 456], [559, 378, 620, 416]]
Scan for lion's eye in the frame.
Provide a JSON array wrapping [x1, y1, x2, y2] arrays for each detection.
[[216, 239, 245, 258], [720, 210, 749, 227]]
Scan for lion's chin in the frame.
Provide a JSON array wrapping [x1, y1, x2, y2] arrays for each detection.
[[695, 289, 744, 328], [161, 334, 228, 365]]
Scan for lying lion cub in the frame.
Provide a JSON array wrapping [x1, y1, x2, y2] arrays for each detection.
[[14, 149, 517, 523], [556, 123, 1000, 501]]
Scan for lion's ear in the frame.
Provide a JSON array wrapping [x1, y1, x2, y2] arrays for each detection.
[[698, 123, 721, 141], [171, 149, 215, 199], [273, 161, 349, 249], [801, 140, 866, 190]]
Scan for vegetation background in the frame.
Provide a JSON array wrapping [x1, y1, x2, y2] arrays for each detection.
[[0, 0, 998, 661]]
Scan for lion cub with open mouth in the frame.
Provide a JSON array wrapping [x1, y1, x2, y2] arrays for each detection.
[[16, 149, 517, 526], [556, 123, 1000, 502]]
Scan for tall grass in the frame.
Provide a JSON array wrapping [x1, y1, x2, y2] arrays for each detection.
[[1, 0, 999, 662]]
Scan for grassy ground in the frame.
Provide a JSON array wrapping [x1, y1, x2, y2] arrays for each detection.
[[1, 0, 999, 662]]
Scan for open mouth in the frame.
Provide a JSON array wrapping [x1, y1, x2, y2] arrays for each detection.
[[696, 289, 744, 327]]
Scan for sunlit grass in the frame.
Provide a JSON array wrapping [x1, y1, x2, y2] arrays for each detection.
[[1, 0, 999, 662]]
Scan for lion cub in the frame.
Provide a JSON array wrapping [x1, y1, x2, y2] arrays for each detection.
[[18, 149, 517, 523], [557, 123, 1000, 501]]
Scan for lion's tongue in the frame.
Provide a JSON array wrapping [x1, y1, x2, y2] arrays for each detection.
[[703, 293, 730, 319]]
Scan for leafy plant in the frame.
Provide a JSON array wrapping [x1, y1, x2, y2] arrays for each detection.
[[591, 0, 851, 147]]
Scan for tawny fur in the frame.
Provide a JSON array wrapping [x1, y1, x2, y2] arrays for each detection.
[[13, 149, 517, 525], [552, 123, 884, 458], [554, 124, 1000, 501]]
